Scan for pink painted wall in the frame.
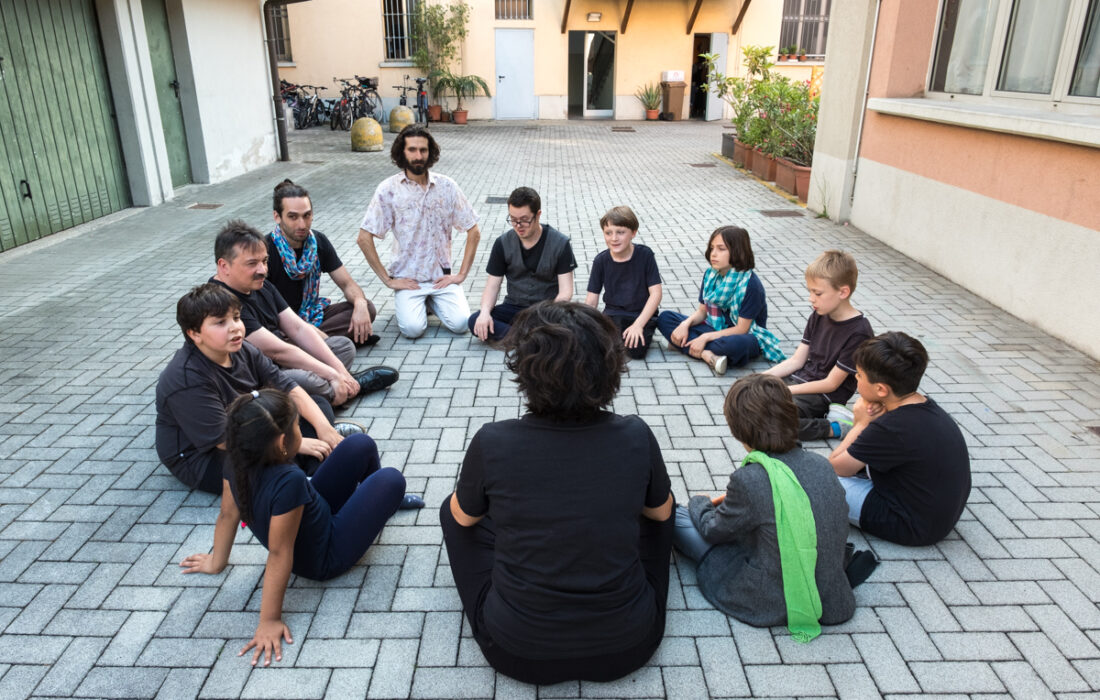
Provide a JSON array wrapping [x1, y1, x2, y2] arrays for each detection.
[[856, 0, 1100, 232]]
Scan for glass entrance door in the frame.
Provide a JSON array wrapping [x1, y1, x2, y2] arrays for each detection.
[[583, 31, 615, 118]]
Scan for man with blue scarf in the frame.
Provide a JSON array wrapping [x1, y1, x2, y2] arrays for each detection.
[[266, 180, 380, 347]]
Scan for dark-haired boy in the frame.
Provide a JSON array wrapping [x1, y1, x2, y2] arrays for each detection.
[[584, 206, 662, 360], [764, 250, 874, 441], [155, 284, 357, 494], [828, 332, 971, 546], [469, 186, 577, 343]]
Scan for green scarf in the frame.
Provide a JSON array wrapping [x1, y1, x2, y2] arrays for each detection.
[[743, 450, 822, 642]]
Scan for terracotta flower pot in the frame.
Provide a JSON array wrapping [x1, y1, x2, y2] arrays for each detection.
[[452, 109, 468, 125], [751, 149, 776, 181], [795, 164, 813, 203], [645, 109, 659, 120], [742, 144, 753, 171], [732, 138, 751, 168], [427, 104, 442, 121], [775, 157, 798, 194], [441, 111, 451, 122]]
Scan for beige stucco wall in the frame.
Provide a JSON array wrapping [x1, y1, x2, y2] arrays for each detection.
[[281, 0, 818, 121]]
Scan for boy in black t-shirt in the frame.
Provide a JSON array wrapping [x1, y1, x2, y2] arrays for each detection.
[[764, 250, 873, 441], [584, 206, 662, 359], [828, 332, 971, 546]]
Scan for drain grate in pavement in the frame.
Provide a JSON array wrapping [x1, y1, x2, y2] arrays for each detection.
[[611, 127, 635, 132], [523, 126, 538, 130], [689, 163, 717, 168], [303, 160, 325, 165], [1089, 426, 1100, 438], [485, 196, 509, 204], [188, 203, 223, 210], [760, 210, 803, 218]]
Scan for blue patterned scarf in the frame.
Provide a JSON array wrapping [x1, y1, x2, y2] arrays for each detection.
[[269, 226, 328, 327], [701, 268, 787, 363]]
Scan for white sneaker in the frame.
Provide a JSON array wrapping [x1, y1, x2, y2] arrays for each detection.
[[706, 353, 728, 376], [826, 404, 854, 439], [334, 420, 367, 437]]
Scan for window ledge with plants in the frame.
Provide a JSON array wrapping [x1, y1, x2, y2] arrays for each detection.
[[867, 97, 1100, 149]]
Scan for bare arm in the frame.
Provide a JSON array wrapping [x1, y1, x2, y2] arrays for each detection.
[[622, 284, 662, 349], [328, 265, 373, 343], [584, 291, 599, 308], [279, 309, 358, 400], [472, 275, 504, 341], [241, 505, 302, 666], [641, 493, 674, 522], [829, 398, 879, 476], [289, 386, 341, 450], [246, 327, 344, 388], [180, 479, 240, 574], [763, 342, 809, 379], [786, 364, 850, 396], [554, 271, 574, 302], [358, 228, 417, 290], [436, 223, 481, 287], [669, 303, 708, 347], [448, 492, 484, 527], [686, 313, 753, 354]]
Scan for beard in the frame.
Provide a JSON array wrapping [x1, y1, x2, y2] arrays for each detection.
[[406, 161, 427, 175]]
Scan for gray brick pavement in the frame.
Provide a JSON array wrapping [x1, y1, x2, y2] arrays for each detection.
[[0, 121, 1098, 697]]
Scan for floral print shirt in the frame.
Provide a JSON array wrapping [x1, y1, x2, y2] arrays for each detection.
[[360, 171, 478, 283]]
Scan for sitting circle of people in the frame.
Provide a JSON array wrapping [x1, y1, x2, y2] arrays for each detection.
[[156, 124, 971, 678]]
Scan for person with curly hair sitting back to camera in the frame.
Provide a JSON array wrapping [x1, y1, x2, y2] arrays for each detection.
[[441, 301, 675, 684]]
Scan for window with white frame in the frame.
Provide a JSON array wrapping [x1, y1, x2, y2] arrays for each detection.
[[930, 0, 1100, 102], [271, 6, 292, 63], [779, 0, 831, 58], [383, 0, 418, 60], [496, 1, 532, 20]]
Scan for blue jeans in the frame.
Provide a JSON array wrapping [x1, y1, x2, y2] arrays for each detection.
[[656, 311, 761, 366], [838, 474, 873, 527], [672, 505, 713, 562], [467, 302, 528, 342], [310, 433, 407, 578]]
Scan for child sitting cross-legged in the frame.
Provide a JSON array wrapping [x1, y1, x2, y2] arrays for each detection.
[[656, 226, 786, 375], [180, 389, 421, 666], [828, 332, 971, 546], [673, 374, 855, 641], [584, 206, 663, 359]]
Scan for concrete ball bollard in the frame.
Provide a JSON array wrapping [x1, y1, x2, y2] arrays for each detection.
[[389, 105, 415, 133], [351, 117, 383, 152]]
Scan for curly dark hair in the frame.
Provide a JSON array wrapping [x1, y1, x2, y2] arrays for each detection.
[[177, 283, 242, 341], [225, 389, 298, 524], [502, 301, 626, 421], [391, 124, 440, 170], [723, 374, 799, 453]]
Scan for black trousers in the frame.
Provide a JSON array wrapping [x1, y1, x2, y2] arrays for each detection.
[[193, 393, 335, 493], [439, 497, 675, 685], [607, 313, 658, 360]]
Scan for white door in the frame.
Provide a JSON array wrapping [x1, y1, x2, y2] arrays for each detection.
[[583, 31, 615, 118], [495, 29, 536, 119], [706, 32, 729, 121]]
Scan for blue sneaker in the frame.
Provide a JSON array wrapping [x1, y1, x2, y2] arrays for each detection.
[[399, 494, 425, 510], [827, 404, 854, 439]]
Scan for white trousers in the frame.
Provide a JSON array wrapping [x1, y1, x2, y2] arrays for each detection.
[[394, 283, 471, 338]]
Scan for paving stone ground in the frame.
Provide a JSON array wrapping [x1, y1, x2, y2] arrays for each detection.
[[1, 120, 1099, 699]]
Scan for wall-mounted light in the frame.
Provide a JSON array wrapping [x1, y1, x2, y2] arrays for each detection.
[[587, 12, 601, 22]]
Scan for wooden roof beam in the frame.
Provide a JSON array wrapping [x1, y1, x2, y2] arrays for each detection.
[[561, 0, 572, 33], [687, 0, 704, 34], [732, 0, 752, 35], [621, 0, 635, 34]]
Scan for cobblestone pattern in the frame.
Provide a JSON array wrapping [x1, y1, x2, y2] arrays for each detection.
[[0, 121, 1098, 698]]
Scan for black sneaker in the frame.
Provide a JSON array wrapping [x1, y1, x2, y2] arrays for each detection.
[[354, 366, 399, 394], [333, 420, 366, 437]]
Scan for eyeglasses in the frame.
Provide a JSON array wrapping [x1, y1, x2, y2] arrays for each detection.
[[505, 216, 535, 228]]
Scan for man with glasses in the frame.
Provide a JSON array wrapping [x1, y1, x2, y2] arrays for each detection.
[[358, 125, 481, 338], [469, 187, 577, 343]]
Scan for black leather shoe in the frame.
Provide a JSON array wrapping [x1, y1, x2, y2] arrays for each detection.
[[354, 365, 399, 394], [333, 420, 366, 437]]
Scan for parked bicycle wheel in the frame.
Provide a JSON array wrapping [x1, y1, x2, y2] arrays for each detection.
[[362, 89, 381, 120]]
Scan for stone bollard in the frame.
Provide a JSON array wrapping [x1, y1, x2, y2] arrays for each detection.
[[389, 105, 415, 133], [351, 117, 384, 152]]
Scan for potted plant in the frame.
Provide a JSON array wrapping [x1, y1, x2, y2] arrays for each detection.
[[433, 70, 491, 124], [635, 83, 662, 120], [780, 44, 798, 62], [798, 48, 808, 62], [702, 46, 774, 169], [411, 1, 470, 119]]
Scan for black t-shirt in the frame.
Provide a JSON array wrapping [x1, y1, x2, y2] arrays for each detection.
[[791, 312, 874, 403], [226, 462, 334, 580], [155, 342, 296, 486], [587, 244, 662, 314], [264, 231, 344, 314], [209, 278, 290, 337], [848, 398, 971, 546], [486, 225, 577, 277], [455, 412, 671, 659]]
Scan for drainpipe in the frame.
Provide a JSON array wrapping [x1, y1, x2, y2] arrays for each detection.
[[845, 0, 882, 219], [264, 0, 290, 162]]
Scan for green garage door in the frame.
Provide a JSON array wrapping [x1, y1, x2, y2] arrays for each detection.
[[0, 0, 130, 252]]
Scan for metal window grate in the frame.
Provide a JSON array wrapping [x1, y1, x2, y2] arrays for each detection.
[[611, 126, 635, 132], [496, 1, 532, 20], [188, 203, 223, 210], [689, 163, 717, 168], [485, 196, 509, 204], [779, 0, 831, 58], [271, 6, 292, 62], [760, 210, 803, 217], [383, 0, 418, 60]]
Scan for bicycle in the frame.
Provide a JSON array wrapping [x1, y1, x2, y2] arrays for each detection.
[[296, 84, 327, 129], [355, 75, 382, 121], [331, 78, 358, 131], [414, 76, 429, 124]]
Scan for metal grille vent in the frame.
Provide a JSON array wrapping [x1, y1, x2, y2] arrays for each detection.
[[188, 203, 223, 210]]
